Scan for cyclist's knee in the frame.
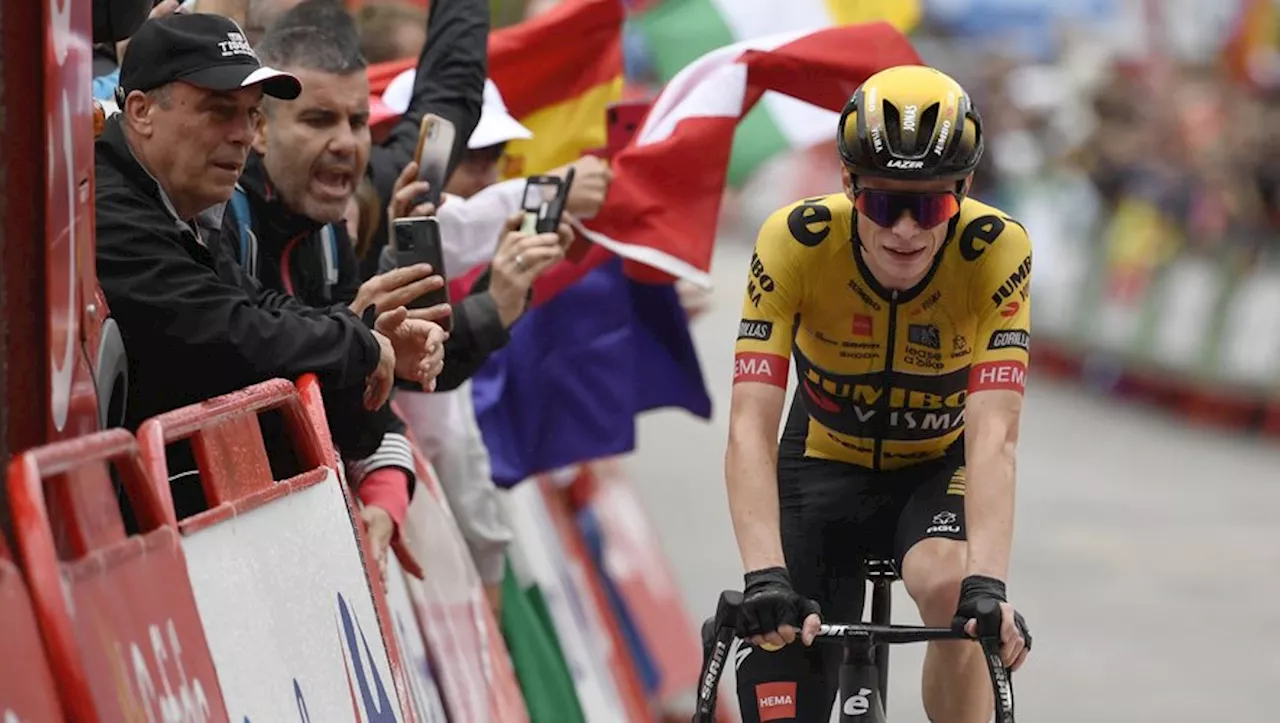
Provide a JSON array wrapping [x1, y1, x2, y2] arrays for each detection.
[[902, 537, 967, 625]]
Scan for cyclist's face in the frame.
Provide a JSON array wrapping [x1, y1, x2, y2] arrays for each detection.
[[845, 172, 958, 290]]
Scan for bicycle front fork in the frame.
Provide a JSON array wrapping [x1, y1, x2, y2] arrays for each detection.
[[838, 578, 894, 722], [838, 638, 886, 722]]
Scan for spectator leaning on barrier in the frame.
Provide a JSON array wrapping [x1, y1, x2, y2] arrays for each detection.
[[95, 13, 435, 521], [214, 11, 446, 575], [237, 1, 502, 393], [375, 80, 582, 612], [369, 79, 577, 609]]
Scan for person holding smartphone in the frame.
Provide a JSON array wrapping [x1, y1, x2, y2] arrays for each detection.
[[221, 2, 465, 576], [95, 13, 416, 534], [377, 74, 614, 275], [379, 157, 572, 615]]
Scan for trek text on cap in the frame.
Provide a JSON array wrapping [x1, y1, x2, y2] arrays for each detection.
[[118, 13, 302, 100]]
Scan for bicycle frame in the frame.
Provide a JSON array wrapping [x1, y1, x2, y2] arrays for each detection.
[[692, 590, 1015, 723]]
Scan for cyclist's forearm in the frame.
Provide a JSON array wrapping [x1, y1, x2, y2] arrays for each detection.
[[725, 429, 786, 573], [963, 397, 1019, 581]]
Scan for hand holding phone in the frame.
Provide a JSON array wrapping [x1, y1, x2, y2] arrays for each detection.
[[413, 114, 457, 206], [393, 216, 452, 331], [519, 168, 575, 236]]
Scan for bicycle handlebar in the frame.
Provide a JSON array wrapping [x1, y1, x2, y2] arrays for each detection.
[[812, 622, 967, 644], [691, 590, 1016, 723]]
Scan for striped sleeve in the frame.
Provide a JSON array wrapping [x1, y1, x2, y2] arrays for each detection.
[[347, 431, 417, 484]]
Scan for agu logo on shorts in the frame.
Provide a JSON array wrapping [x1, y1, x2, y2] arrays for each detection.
[[755, 681, 797, 721]]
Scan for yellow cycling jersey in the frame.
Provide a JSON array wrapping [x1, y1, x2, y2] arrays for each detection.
[[733, 192, 1032, 470]]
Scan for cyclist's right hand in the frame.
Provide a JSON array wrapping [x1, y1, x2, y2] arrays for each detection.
[[739, 567, 822, 650]]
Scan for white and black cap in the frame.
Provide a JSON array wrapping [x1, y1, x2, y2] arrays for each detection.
[[118, 13, 302, 101]]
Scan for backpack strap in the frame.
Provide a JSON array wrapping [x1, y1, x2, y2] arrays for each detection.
[[229, 185, 259, 280], [320, 223, 340, 289]]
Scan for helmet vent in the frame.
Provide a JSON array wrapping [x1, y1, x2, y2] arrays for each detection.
[[916, 103, 941, 154], [882, 101, 901, 151]]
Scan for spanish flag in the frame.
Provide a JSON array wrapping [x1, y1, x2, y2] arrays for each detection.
[[366, 0, 625, 177], [489, 0, 625, 178]]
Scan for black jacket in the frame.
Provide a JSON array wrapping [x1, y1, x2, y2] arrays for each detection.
[[95, 117, 383, 463], [362, 0, 489, 280], [226, 155, 511, 393]]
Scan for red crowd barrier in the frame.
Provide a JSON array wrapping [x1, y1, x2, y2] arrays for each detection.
[[0, 534, 65, 721], [135, 378, 327, 528], [138, 377, 416, 722], [6, 429, 229, 722]]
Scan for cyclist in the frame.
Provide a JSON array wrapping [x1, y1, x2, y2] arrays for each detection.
[[726, 65, 1032, 722]]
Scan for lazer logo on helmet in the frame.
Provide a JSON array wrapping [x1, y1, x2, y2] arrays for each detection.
[[886, 159, 924, 170]]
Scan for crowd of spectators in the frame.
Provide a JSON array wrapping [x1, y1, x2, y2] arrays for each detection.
[[90, 0, 626, 614]]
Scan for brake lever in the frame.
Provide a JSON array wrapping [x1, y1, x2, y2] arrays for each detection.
[[692, 590, 743, 723], [973, 598, 1015, 723]]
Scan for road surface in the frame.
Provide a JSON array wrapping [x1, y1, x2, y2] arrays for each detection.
[[625, 233, 1279, 722]]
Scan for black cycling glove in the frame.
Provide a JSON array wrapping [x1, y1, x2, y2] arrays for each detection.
[[737, 567, 822, 641], [951, 574, 1032, 650]]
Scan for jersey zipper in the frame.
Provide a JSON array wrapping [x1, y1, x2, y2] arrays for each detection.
[[875, 290, 899, 470]]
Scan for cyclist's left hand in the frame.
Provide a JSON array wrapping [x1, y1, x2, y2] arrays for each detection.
[[952, 574, 1032, 672]]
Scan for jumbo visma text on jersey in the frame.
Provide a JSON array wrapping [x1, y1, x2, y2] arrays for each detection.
[[732, 192, 1032, 471]]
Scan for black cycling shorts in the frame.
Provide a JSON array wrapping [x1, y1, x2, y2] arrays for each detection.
[[735, 396, 968, 722]]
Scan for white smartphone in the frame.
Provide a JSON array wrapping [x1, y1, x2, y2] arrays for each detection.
[[412, 114, 457, 206]]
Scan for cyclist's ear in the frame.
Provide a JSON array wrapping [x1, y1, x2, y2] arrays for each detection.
[[841, 166, 855, 199], [958, 173, 974, 198]]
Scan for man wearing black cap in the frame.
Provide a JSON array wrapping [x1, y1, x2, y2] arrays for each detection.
[[95, 12, 438, 517]]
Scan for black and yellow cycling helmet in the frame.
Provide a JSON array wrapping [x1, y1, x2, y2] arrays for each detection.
[[837, 65, 984, 182]]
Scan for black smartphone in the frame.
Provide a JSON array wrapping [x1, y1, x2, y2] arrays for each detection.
[[393, 216, 451, 331], [519, 168, 576, 235]]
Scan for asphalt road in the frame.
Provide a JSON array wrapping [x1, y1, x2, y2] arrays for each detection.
[[624, 233, 1279, 722]]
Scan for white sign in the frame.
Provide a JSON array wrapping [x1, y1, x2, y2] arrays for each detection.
[[180, 471, 403, 723]]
